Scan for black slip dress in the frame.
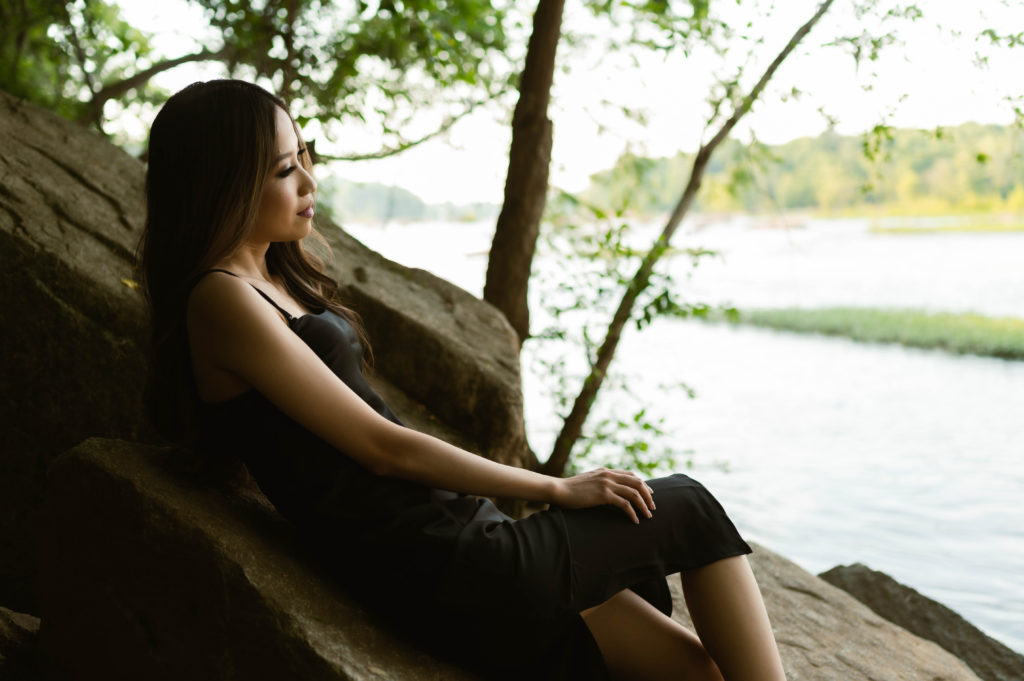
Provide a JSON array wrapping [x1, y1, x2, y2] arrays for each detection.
[[194, 269, 752, 680]]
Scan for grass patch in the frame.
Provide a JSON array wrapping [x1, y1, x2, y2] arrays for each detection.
[[868, 214, 1024, 235], [869, 223, 1024, 235], [725, 307, 1024, 360]]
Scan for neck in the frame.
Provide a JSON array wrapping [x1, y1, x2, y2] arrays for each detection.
[[218, 241, 272, 281]]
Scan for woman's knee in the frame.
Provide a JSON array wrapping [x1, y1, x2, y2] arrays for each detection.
[[649, 475, 729, 527], [583, 589, 724, 681]]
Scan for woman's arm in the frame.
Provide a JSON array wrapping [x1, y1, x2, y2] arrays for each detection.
[[188, 273, 655, 522]]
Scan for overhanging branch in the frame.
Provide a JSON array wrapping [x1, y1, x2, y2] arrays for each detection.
[[79, 47, 230, 127], [313, 94, 499, 163], [95, 47, 230, 104], [541, 0, 836, 477]]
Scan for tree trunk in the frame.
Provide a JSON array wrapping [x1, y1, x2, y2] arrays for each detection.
[[542, 0, 836, 477], [483, 0, 565, 345]]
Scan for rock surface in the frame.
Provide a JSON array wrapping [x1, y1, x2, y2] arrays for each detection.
[[329, 235, 528, 470], [0, 606, 40, 679], [0, 88, 524, 611], [38, 438, 480, 681], [671, 556, 983, 681], [41, 437, 984, 681], [820, 563, 1024, 681], [0, 89, 149, 613]]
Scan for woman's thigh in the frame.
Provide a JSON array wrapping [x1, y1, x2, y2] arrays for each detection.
[[581, 588, 724, 681], [559, 474, 752, 612]]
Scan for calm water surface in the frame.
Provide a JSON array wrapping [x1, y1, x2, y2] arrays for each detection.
[[345, 217, 1024, 653]]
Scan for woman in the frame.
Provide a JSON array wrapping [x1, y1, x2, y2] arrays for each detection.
[[139, 79, 786, 681]]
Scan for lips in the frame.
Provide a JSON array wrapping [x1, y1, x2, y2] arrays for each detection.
[[298, 202, 315, 218]]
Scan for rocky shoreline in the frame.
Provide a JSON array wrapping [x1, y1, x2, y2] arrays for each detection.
[[1, 438, 1018, 681], [3, 444, 1020, 681], [4, 555, 1021, 680]]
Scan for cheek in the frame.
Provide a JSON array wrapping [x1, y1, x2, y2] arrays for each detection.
[[260, 186, 284, 213], [255, 186, 288, 223]]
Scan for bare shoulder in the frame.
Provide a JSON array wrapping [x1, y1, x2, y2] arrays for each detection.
[[188, 270, 275, 330], [189, 270, 252, 316], [187, 270, 291, 365], [186, 269, 309, 401]]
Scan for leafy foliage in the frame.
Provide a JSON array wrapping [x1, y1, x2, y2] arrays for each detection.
[[2, 0, 516, 148], [526, 191, 734, 474], [194, 0, 513, 133], [581, 0, 721, 54], [0, 0, 160, 121], [583, 122, 1024, 216]]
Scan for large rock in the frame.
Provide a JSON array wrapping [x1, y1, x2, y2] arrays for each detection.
[[820, 563, 1024, 681], [0, 606, 40, 679], [0, 89, 150, 613], [41, 437, 982, 681], [38, 438, 480, 681], [671, 555, 983, 680], [0, 89, 524, 611], [329, 236, 527, 470]]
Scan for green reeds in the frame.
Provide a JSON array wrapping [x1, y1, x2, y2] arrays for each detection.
[[725, 307, 1024, 360]]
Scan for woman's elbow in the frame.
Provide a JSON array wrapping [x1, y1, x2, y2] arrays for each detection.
[[365, 450, 398, 477], [354, 425, 409, 478]]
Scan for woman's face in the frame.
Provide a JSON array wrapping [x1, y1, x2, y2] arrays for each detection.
[[250, 106, 317, 244]]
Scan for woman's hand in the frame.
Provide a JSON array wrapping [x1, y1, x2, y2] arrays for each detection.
[[552, 469, 657, 524]]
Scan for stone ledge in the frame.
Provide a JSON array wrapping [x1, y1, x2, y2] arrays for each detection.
[[668, 548, 983, 681], [0, 605, 40, 678], [37, 438, 479, 681], [820, 563, 1023, 681]]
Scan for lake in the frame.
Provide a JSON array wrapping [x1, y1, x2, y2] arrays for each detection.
[[344, 216, 1024, 654]]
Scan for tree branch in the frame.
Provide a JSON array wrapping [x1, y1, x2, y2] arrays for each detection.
[[312, 95, 497, 163], [79, 47, 229, 126], [541, 0, 836, 477], [65, 22, 98, 98], [100, 47, 229, 103]]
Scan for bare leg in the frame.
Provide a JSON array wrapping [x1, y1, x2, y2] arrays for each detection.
[[582, 589, 724, 681], [681, 555, 786, 681]]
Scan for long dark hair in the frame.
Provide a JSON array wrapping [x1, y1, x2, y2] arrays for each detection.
[[139, 79, 367, 443]]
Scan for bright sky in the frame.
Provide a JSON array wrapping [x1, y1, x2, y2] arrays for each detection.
[[114, 0, 1023, 205]]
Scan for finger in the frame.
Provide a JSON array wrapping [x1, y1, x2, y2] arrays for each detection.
[[607, 489, 639, 524], [615, 483, 653, 520], [612, 471, 656, 512], [644, 483, 655, 511]]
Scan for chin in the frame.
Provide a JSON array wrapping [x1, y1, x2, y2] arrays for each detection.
[[289, 221, 313, 241]]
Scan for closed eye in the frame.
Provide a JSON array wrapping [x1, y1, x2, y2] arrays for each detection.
[[275, 148, 307, 178]]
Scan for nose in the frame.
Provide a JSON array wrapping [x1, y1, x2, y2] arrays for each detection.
[[300, 166, 317, 196]]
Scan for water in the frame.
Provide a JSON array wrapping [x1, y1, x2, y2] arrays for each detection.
[[671, 216, 1024, 318], [344, 216, 1024, 654]]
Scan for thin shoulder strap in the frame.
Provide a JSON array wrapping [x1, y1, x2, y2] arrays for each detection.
[[199, 268, 294, 321], [248, 286, 295, 322], [204, 268, 239, 278]]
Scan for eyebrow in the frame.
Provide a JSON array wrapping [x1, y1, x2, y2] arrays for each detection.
[[274, 147, 306, 163]]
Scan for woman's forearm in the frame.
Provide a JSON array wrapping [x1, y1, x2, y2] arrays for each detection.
[[372, 423, 655, 526], [375, 424, 562, 504]]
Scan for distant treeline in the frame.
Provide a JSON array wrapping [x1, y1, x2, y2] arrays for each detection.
[[578, 122, 1024, 216], [319, 176, 499, 224]]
